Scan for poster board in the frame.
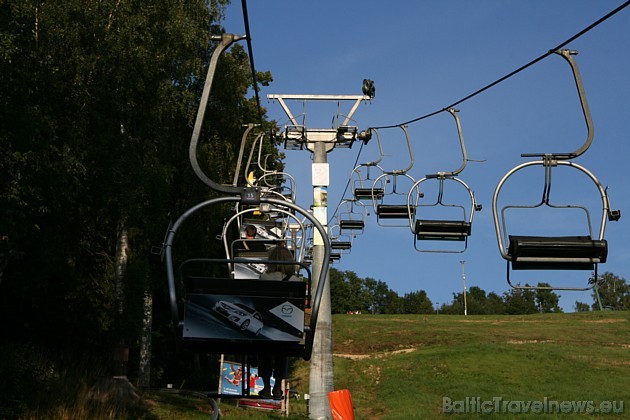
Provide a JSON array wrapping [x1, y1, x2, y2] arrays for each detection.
[[219, 359, 283, 410], [183, 279, 305, 344]]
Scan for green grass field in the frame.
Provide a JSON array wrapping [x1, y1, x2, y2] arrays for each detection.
[[147, 311, 629, 419]]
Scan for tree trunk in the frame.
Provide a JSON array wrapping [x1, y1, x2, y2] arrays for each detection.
[[0, 254, 7, 285], [115, 225, 129, 315], [138, 287, 153, 388], [113, 224, 129, 377]]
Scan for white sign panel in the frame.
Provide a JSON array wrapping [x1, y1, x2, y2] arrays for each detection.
[[312, 163, 330, 186]]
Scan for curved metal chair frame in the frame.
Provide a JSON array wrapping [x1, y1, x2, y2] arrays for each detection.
[[233, 124, 261, 187], [492, 50, 620, 291], [328, 223, 353, 255], [243, 133, 298, 203], [372, 171, 419, 227], [351, 128, 385, 203], [371, 125, 418, 227], [408, 176, 478, 253], [493, 159, 616, 290], [406, 108, 481, 252], [335, 199, 369, 234]]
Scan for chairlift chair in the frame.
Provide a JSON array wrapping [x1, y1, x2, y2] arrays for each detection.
[[329, 252, 342, 263], [409, 177, 479, 251], [223, 207, 308, 279], [336, 199, 369, 233], [232, 124, 260, 185], [407, 108, 481, 252], [253, 173, 297, 206], [352, 168, 386, 202], [331, 241, 352, 251], [492, 50, 620, 291], [165, 33, 332, 405], [373, 171, 419, 225], [243, 132, 298, 203], [328, 224, 353, 254], [371, 125, 419, 227], [350, 128, 386, 202], [165, 194, 331, 361]]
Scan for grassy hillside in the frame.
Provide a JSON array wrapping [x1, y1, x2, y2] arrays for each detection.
[[146, 311, 629, 419], [329, 311, 629, 419]]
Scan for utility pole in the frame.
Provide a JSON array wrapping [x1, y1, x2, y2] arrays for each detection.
[[268, 92, 371, 420], [460, 260, 468, 316]]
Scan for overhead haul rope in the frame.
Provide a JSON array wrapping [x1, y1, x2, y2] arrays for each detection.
[[241, 0, 264, 126], [371, 1, 630, 130]]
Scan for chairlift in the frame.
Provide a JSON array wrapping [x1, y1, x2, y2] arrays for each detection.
[[407, 109, 481, 252], [227, 133, 300, 232], [223, 207, 308, 279], [351, 128, 386, 202], [243, 132, 298, 204], [371, 126, 419, 227], [163, 34, 332, 405], [336, 199, 369, 233], [166, 180, 330, 388], [329, 252, 342, 263], [328, 224, 353, 254], [331, 241, 352, 251], [232, 123, 261, 187], [492, 50, 620, 291]]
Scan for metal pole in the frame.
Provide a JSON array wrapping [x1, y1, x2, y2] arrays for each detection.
[[460, 261, 468, 316], [309, 141, 333, 420]]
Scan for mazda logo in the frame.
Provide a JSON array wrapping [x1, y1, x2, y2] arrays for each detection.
[[281, 305, 293, 314]]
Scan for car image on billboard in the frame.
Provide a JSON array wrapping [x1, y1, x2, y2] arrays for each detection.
[[212, 300, 264, 336]]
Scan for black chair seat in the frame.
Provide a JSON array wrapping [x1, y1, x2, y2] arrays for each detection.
[[340, 219, 364, 230], [415, 220, 470, 240], [331, 241, 352, 250], [376, 205, 414, 219], [508, 235, 607, 270], [354, 188, 384, 199]]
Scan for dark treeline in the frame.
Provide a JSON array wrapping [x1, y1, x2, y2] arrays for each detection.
[[330, 268, 630, 315], [0, 1, 281, 416]]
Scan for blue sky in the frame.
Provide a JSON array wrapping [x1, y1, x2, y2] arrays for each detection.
[[221, 1, 630, 312]]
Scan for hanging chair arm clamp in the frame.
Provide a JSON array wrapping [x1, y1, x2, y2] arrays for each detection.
[[425, 172, 455, 179], [542, 155, 558, 167], [521, 152, 576, 161]]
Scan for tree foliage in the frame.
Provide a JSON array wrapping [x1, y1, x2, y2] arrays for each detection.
[[329, 268, 433, 314], [438, 283, 563, 315], [0, 0, 280, 401], [591, 272, 630, 311]]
